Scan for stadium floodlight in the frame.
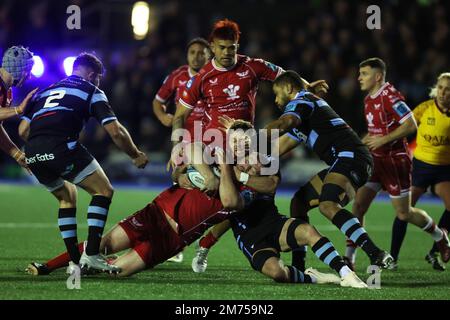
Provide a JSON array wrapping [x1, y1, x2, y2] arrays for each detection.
[[31, 55, 44, 78], [63, 56, 76, 76], [132, 1, 150, 40]]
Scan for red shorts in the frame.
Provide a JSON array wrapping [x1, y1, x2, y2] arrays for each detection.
[[366, 153, 412, 197], [118, 203, 184, 268]]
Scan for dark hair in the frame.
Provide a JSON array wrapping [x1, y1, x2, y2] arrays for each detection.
[[187, 37, 209, 50], [229, 119, 253, 131], [359, 57, 386, 74], [209, 19, 241, 42], [73, 52, 104, 75], [273, 70, 305, 90]]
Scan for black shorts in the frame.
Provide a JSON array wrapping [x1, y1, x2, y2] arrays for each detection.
[[412, 157, 450, 190], [25, 137, 100, 192], [231, 215, 288, 271], [328, 150, 373, 190]]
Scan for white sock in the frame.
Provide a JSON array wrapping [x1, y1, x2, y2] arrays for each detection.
[[339, 265, 352, 278], [309, 274, 317, 284], [422, 216, 444, 241]]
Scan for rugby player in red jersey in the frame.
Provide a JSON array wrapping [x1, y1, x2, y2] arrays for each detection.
[[153, 37, 211, 141], [345, 58, 450, 269], [0, 46, 37, 168], [170, 19, 328, 173]]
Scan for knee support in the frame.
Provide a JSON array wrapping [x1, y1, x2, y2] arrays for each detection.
[[291, 184, 320, 218], [319, 183, 349, 206], [252, 249, 280, 272], [286, 219, 308, 250]]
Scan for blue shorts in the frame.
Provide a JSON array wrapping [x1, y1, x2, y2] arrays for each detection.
[[412, 157, 450, 189]]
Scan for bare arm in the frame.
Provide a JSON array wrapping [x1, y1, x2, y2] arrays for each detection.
[[233, 166, 280, 194], [171, 103, 193, 146], [219, 162, 244, 211], [0, 88, 38, 122], [152, 98, 173, 127], [366, 116, 417, 150], [0, 108, 21, 121], [18, 120, 30, 141], [272, 133, 301, 157], [103, 120, 148, 168], [384, 116, 417, 143], [264, 114, 301, 140]]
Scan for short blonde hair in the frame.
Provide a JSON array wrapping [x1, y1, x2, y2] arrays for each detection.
[[430, 72, 450, 98]]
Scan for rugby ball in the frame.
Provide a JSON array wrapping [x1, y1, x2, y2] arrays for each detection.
[[186, 165, 221, 189]]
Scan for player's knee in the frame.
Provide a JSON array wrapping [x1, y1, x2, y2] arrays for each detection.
[[290, 189, 310, 219], [396, 209, 411, 222], [352, 200, 368, 217], [262, 260, 287, 283], [295, 224, 319, 245], [99, 184, 114, 198], [318, 201, 339, 216]]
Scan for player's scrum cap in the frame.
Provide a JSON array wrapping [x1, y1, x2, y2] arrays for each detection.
[[1, 46, 34, 86]]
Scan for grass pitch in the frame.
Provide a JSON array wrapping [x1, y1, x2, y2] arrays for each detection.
[[0, 183, 449, 300]]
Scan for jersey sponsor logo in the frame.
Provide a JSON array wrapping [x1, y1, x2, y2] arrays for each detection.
[[366, 112, 375, 127], [186, 77, 194, 89], [423, 134, 450, 146], [25, 153, 55, 164], [209, 78, 218, 85], [388, 184, 399, 191], [285, 102, 297, 112], [264, 61, 278, 72], [240, 189, 255, 207], [178, 80, 187, 86], [131, 217, 144, 227], [291, 128, 307, 143], [223, 84, 240, 100], [236, 70, 249, 78], [374, 103, 381, 110], [427, 117, 435, 125], [393, 101, 410, 117]]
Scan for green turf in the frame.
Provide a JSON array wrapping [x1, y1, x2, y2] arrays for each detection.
[[0, 183, 449, 300]]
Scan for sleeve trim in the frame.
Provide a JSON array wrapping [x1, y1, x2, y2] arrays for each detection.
[[179, 99, 194, 109], [155, 94, 167, 103], [101, 117, 118, 126]]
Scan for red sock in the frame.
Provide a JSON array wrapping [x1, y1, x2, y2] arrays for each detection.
[[46, 242, 84, 271], [199, 232, 218, 249]]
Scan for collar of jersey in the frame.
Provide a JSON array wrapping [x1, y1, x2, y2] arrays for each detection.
[[212, 58, 237, 72], [294, 89, 308, 99], [369, 82, 390, 99]]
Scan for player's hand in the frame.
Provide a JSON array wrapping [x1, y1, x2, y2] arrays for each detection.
[[132, 151, 149, 169], [218, 115, 236, 132], [178, 174, 194, 189], [202, 175, 219, 194], [365, 135, 387, 150], [12, 150, 32, 175], [160, 113, 174, 127], [307, 80, 329, 97], [17, 88, 38, 114]]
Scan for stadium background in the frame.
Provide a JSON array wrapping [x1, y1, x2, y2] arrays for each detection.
[[0, 0, 449, 189]]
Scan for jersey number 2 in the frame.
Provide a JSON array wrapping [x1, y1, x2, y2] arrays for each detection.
[[43, 90, 66, 108]]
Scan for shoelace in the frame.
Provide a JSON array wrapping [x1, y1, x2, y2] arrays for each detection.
[[197, 248, 208, 264]]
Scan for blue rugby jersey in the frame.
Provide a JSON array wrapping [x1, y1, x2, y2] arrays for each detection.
[[282, 90, 366, 165], [22, 75, 117, 141]]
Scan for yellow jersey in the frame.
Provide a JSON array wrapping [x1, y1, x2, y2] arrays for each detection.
[[413, 99, 450, 165]]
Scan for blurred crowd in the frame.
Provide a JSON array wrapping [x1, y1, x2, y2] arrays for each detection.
[[0, 0, 449, 183]]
